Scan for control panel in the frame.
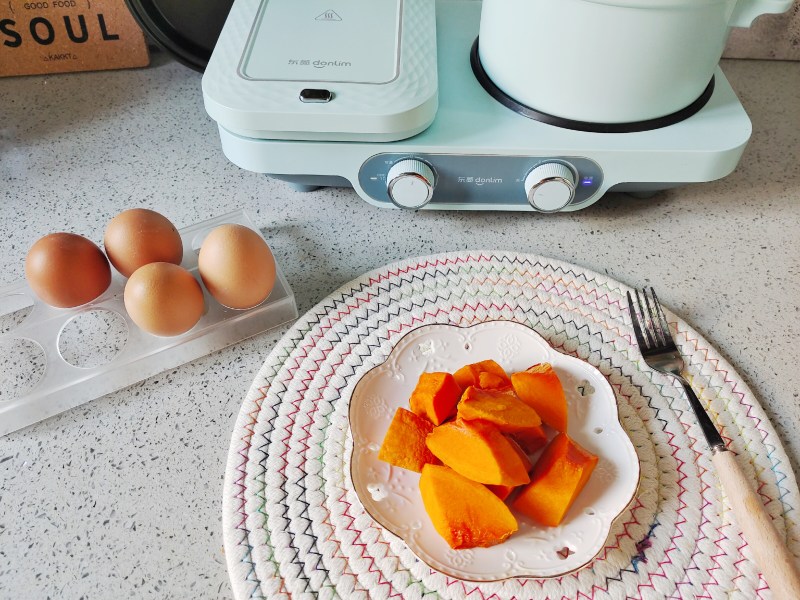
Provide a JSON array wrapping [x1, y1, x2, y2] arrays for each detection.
[[358, 154, 603, 209]]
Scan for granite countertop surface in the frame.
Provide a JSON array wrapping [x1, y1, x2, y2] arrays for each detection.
[[1, 52, 798, 598]]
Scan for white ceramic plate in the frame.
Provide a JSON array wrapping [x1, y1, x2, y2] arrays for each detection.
[[348, 321, 640, 580]]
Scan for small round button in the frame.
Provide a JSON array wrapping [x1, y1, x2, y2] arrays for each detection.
[[386, 159, 435, 209], [524, 163, 576, 212]]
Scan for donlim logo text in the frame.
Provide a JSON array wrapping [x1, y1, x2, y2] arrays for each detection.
[[287, 59, 352, 68]]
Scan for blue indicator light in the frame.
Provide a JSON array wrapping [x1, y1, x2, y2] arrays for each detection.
[[581, 176, 594, 186]]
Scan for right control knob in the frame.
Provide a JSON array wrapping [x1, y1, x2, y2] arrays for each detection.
[[524, 163, 576, 212]]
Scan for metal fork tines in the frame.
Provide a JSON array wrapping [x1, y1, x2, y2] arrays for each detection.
[[627, 287, 726, 454]]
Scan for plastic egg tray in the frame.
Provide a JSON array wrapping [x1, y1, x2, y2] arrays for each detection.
[[0, 209, 298, 437]]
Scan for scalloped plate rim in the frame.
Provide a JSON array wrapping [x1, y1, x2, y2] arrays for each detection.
[[347, 320, 641, 581]]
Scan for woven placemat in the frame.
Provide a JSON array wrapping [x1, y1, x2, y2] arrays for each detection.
[[222, 251, 800, 599]]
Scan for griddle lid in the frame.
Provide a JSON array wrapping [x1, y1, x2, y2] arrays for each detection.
[[125, 0, 234, 71]]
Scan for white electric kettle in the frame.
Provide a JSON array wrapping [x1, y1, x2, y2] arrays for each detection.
[[478, 0, 793, 124]]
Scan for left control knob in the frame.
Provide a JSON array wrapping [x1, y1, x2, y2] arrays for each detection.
[[386, 159, 436, 209]]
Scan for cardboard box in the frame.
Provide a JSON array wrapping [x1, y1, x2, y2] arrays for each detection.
[[1, 0, 150, 77]]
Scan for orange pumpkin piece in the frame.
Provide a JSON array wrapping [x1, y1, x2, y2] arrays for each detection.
[[377, 408, 438, 472], [506, 435, 533, 472], [457, 386, 542, 433], [409, 372, 462, 425], [453, 360, 511, 390], [426, 420, 530, 486], [512, 432, 598, 527], [486, 484, 516, 501], [510, 363, 568, 432], [477, 371, 509, 390], [484, 438, 531, 501], [510, 425, 549, 455], [420, 464, 518, 549]]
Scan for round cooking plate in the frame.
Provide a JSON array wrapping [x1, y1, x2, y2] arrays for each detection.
[[125, 0, 234, 71]]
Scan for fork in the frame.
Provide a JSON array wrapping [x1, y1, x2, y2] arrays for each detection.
[[627, 288, 800, 600]]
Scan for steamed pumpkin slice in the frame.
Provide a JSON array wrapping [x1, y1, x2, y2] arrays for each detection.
[[420, 464, 518, 549], [485, 437, 533, 501], [425, 419, 530, 486], [510, 363, 568, 432], [377, 407, 438, 473], [457, 386, 542, 433], [506, 435, 534, 473], [512, 432, 598, 527], [453, 359, 511, 391], [486, 483, 516, 501], [510, 424, 549, 455], [409, 372, 462, 426], [477, 371, 512, 391]]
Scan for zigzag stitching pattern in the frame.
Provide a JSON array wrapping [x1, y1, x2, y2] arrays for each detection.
[[245, 328, 310, 599], [243, 268, 624, 595], [674, 328, 791, 513], [227, 252, 788, 600], [233, 389, 269, 598], [248, 290, 455, 595]]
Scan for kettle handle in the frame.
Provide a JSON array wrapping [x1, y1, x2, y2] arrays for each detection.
[[729, 0, 793, 28]]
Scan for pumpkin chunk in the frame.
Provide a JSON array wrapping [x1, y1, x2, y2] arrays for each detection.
[[486, 484, 516, 501], [420, 464, 518, 549], [484, 439, 531, 502], [511, 363, 568, 432], [477, 371, 509, 390], [409, 372, 462, 425], [510, 424, 549, 455], [457, 386, 542, 432], [512, 432, 598, 527], [453, 359, 511, 390], [506, 435, 533, 473], [377, 407, 438, 472], [426, 420, 530, 486]]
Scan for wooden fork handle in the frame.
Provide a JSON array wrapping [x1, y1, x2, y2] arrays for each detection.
[[712, 449, 800, 599]]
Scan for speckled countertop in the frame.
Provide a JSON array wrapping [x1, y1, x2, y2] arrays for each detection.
[[1, 51, 799, 599]]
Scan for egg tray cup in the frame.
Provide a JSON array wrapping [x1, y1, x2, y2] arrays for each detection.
[[0, 209, 299, 437]]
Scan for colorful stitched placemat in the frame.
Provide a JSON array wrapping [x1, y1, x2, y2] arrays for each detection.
[[222, 251, 800, 599]]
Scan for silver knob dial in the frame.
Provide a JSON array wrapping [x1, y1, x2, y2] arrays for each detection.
[[524, 163, 576, 212], [387, 159, 435, 209]]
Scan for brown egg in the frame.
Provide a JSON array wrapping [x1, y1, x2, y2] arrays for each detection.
[[104, 208, 183, 277], [25, 232, 111, 308], [198, 224, 276, 309], [124, 262, 205, 336]]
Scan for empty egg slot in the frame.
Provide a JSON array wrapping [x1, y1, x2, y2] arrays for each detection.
[[58, 309, 129, 369]]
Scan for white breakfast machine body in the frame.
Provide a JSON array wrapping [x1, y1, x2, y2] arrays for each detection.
[[203, 0, 753, 212]]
